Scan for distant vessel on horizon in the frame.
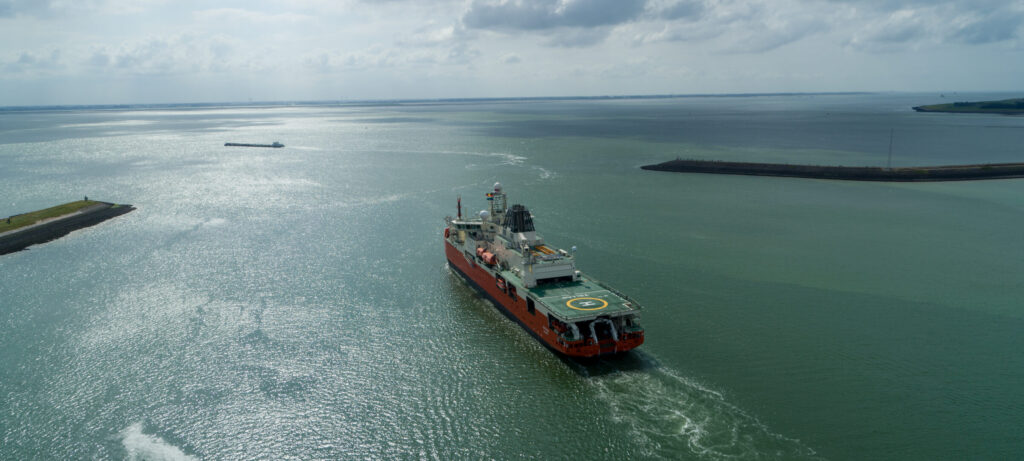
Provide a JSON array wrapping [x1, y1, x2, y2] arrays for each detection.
[[225, 141, 284, 148]]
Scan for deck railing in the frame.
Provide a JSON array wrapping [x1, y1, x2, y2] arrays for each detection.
[[590, 278, 643, 312]]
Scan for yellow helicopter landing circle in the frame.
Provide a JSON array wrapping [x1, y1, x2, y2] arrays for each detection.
[[565, 297, 609, 311]]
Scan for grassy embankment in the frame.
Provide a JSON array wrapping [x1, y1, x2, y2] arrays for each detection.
[[913, 98, 1024, 114], [0, 200, 102, 234]]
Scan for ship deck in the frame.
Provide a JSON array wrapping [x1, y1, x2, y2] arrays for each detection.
[[502, 271, 641, 321]]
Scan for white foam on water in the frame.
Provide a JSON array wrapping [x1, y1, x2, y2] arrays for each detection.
[[334, 193, 405, 208], [203, 217, 228, 227], [377, 148, 556, 179], [590, 367, 820, 460], [61, 120, 154, 128], [121, 423, 198, 461], [445, 150, 526, 165], [533, 166, 557, 179], [491, 152, 527, 166], [368, 148, 525, 165]]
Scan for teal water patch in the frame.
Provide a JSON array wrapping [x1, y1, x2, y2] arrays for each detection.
[[4, 94, 1024, 459]]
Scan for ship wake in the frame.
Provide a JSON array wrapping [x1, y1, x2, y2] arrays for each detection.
[[121, 422, 197, 461], [589, 366, 820, 460]]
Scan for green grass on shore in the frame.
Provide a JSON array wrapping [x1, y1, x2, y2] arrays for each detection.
[[915, 98, 1024, 114], [0, 200, 102, 234]]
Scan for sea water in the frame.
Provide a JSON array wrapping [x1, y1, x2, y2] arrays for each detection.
[[2, 93, 1023, 459]]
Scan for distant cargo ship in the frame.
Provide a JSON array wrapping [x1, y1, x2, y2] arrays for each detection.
[[444, 183, 644, 357], [224, 141, 284, 148]]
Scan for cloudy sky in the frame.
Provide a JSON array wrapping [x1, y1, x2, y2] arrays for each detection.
[[1, 0, 1022, 105]]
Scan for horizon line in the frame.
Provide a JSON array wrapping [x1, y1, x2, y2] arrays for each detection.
[[0, 91, 887, 112]]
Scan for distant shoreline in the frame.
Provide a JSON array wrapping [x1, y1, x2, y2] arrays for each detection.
[[0, 92, 872, 113], [913, 97, 1024, 115], [642, 159, 1024, 182]]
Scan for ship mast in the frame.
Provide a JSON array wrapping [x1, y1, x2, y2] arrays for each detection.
[[488, 182, 507, 224]]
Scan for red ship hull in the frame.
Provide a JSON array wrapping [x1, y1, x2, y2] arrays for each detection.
[[445, 239, 643, 357]]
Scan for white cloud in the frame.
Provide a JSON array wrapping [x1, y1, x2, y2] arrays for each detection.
[[396, 23, 466, 47], [1, 0, 1023, 105], [543, 27, 613, 47], [87, 33, 258, 75], [193, 7, 314, 25]]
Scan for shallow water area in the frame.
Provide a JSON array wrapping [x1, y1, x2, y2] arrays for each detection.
[[2, 93, 1023, 459]]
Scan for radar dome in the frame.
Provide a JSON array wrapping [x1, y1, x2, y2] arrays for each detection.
[[479, 210, 490, 220], [493, 182, 502, 192]]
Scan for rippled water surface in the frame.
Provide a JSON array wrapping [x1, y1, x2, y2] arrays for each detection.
[[2, 93, 1024, 460]]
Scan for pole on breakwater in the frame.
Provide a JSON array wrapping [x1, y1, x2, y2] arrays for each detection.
[[887, 129, 894, 170]]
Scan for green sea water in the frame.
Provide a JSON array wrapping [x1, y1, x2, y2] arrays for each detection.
[[2, 93, 1023, 460]]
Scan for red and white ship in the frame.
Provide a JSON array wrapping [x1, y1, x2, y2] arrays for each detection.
[[444, 183, 644, 357]]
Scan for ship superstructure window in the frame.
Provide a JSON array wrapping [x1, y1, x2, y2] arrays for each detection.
[[527, 297, 535, 315]]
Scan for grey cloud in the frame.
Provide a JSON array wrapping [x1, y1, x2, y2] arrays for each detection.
[[114, 38, 173, 71], [5, 49, 61, 74], [953, 10, 1023, 44], [19, 50, 59, 66], [874, 26, 925, 44], [0, 0, 88, 19], [636, 1, 825, 52], [843, 1, 1024, 51], [824, 0, 1015, 13], [86, 52, 110, 67], [68, 34, 250, 75], [634, 0, 1024, 54], [396, 24, 473, 48], [544, 27, 612, 47], [657, 0, 705, 20], [462, 0, 647, 31], [730, 25, 825, 53], [0, 0, 46, 17], [301, 42, 481, 73], [306, 48, 400, 72], [865, 14, 928, 44], [558, 0, 648, 27], [447, 43, 482, 64]]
